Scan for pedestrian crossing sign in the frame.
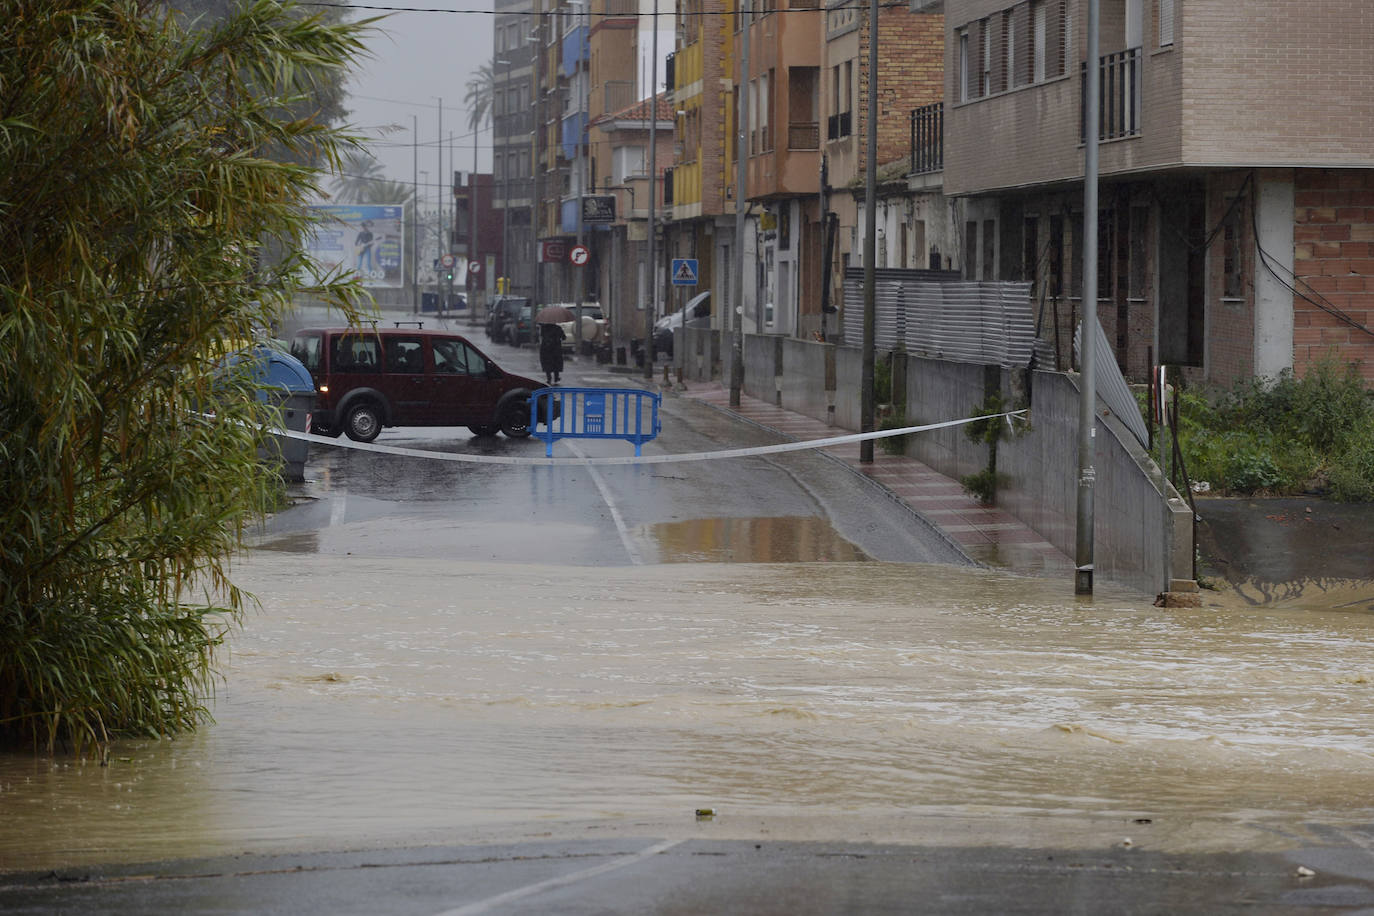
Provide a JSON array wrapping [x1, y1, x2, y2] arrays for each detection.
[[671, 258, 699, 286]]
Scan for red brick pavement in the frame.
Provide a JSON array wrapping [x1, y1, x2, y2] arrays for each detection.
[[678, 379, 1075, 576]]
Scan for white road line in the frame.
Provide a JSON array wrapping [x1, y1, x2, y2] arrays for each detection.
[[432, 839, 684, 916], [568, 440, 643, 565]]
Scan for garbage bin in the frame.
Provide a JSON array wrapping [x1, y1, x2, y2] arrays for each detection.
[[219, 345, 317, 482], [251, 346, 316, 482]]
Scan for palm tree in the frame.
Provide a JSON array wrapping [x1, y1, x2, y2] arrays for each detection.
[[464, 61, 495, 134], [332, 152, 389, 203]]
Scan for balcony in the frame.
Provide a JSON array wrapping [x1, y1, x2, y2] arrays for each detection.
[[909, 102, 942, 175], [826, 111, 852, 141], [602, 80, 636, 115], [788, 121, 820, 150], [1080, 48, 1141, 142]]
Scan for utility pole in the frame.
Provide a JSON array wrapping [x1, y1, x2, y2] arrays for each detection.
[[1076, 0, 1102, 595], [643, 1, 659, 381], [859, 0, 878, 463], [532, 9, 544, 308], [729, 0, 749, 407], [412, 114, 419, 314], [574, 3, 586, 352], [472, 116, 481, 322], [437, 97, 444, 309]]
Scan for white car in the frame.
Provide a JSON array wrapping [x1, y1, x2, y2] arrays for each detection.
[[653, 291, 711, 356]]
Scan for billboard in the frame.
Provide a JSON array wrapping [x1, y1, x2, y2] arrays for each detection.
[[305, 204, 405, 288]]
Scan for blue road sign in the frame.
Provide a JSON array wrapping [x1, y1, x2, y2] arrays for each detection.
[[671, 258, 699, 286]]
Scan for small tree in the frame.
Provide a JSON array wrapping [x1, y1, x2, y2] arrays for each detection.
[[0, 0, 372, 753]]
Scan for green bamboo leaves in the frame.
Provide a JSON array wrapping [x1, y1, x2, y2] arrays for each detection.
[[0, 0, 373, 753]]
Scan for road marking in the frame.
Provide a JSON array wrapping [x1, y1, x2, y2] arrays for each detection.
[[432, 838, 683, 916], [269, 411, 1025, 467], [568, 441, 643, 564]]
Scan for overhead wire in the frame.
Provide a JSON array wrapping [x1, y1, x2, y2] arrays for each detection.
[[302, 0, 908, 15], [1246, 169, 1374, 341]]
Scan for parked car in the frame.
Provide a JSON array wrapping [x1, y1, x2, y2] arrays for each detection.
[[653, 291, 711, 357], [289, 326, 554, 442], [485, 295, 529, 344], [505, 302, 538, 347], [556, 303, 606, 351]]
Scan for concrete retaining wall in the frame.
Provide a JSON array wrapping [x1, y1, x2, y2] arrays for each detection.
[[668, 329, 1190, 595]]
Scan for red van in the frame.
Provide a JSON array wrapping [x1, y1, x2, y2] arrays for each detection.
[[289, 327, 552, 442]]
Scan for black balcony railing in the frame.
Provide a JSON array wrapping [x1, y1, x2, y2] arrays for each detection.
[[788, 121, 820, 150], [826, 110, 852, 141], [1080, 47, 1141, 142], [909, 101, 943, 174]]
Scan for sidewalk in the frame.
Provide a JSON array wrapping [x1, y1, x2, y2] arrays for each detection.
[[676, 378, 1074, 577]]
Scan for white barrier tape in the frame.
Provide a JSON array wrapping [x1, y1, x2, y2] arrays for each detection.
[[265, 410, 1026, 467]]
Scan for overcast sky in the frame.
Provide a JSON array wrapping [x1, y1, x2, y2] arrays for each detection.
[[340, 3, 496, 208], [334, 0, 672, 209]]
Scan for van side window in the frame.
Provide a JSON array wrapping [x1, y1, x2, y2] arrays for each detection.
[[290, 334, 322, 371], [433, 338, 480, 375], [333, 335, 380, 373], [384, 337, 424, 374]]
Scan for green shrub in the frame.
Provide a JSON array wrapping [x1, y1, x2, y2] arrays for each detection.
[[878, 413, 912, 455], [1329, 428, 1374, 502], [1166, 360, 1373, 500], [1223, 448, 1283, 494], [960, 468, 1000, 505]]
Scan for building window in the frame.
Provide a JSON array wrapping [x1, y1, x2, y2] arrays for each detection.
[[1032, 1, 1047, 82], [965, 221, 978, 280], [1003, 10, 1016, 92], [1128, 206, 1149, 299], [982, 219, 996, 280], [1158, 0, 1174, 46], [828, 61, 853, 139], [958, 29, 970, 102], [980, 18, 992, 96]]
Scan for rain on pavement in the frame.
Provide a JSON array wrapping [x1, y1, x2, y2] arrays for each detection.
[[4, 322, 1374, 887]]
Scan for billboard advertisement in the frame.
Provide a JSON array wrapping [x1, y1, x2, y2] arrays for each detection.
[[305, 204, 405, 288]]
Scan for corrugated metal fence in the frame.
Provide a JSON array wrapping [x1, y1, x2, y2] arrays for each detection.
[[842, 268, 1052, 370]]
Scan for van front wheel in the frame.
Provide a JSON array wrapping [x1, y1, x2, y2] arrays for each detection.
[[344, 402, 383, 443], [499, 400, 531, 438]]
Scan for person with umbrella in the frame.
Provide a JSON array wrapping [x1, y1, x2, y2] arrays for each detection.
[[535, 305, 573, 384]]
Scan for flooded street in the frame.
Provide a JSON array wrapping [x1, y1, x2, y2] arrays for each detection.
[[6, 552, 1374, 872]]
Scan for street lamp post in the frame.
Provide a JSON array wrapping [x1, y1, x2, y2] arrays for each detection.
[[497, 57, 512, 297]]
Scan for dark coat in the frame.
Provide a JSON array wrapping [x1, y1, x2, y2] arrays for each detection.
[[539, 323, 565, 375]]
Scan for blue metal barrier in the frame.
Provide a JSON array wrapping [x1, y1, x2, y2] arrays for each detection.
[[531, 387, 662, 457]]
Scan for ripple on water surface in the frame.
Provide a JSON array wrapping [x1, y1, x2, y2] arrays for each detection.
[[5, 556, 1374, 869]]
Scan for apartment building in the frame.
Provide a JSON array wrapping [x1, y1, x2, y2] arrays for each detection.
[[589, 93, 677, 348], [943, 0, 1374, 385], [661, 0, 732, 332], [731, 0, 826, 339], [492, 0, 537, 296], [826, 0, 946, 338]]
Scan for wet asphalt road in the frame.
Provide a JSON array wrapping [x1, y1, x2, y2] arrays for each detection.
[[9, 337, 1374, 913], [5, 835, 1374, 915]]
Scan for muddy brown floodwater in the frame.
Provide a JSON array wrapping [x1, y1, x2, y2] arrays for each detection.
[[4, 551, 1374, 873]]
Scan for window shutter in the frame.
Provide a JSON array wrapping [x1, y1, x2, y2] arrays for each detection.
[[1158, 0, 1175, 47]]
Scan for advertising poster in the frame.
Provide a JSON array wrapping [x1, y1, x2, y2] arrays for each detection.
[[306, 204, 405, 288]]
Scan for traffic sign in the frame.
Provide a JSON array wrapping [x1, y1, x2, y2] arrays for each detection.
[[440, 253, 456, 268], [671, 258, 699, 286], [468, 260, 481, 273], [569, 245, 590, 266]]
